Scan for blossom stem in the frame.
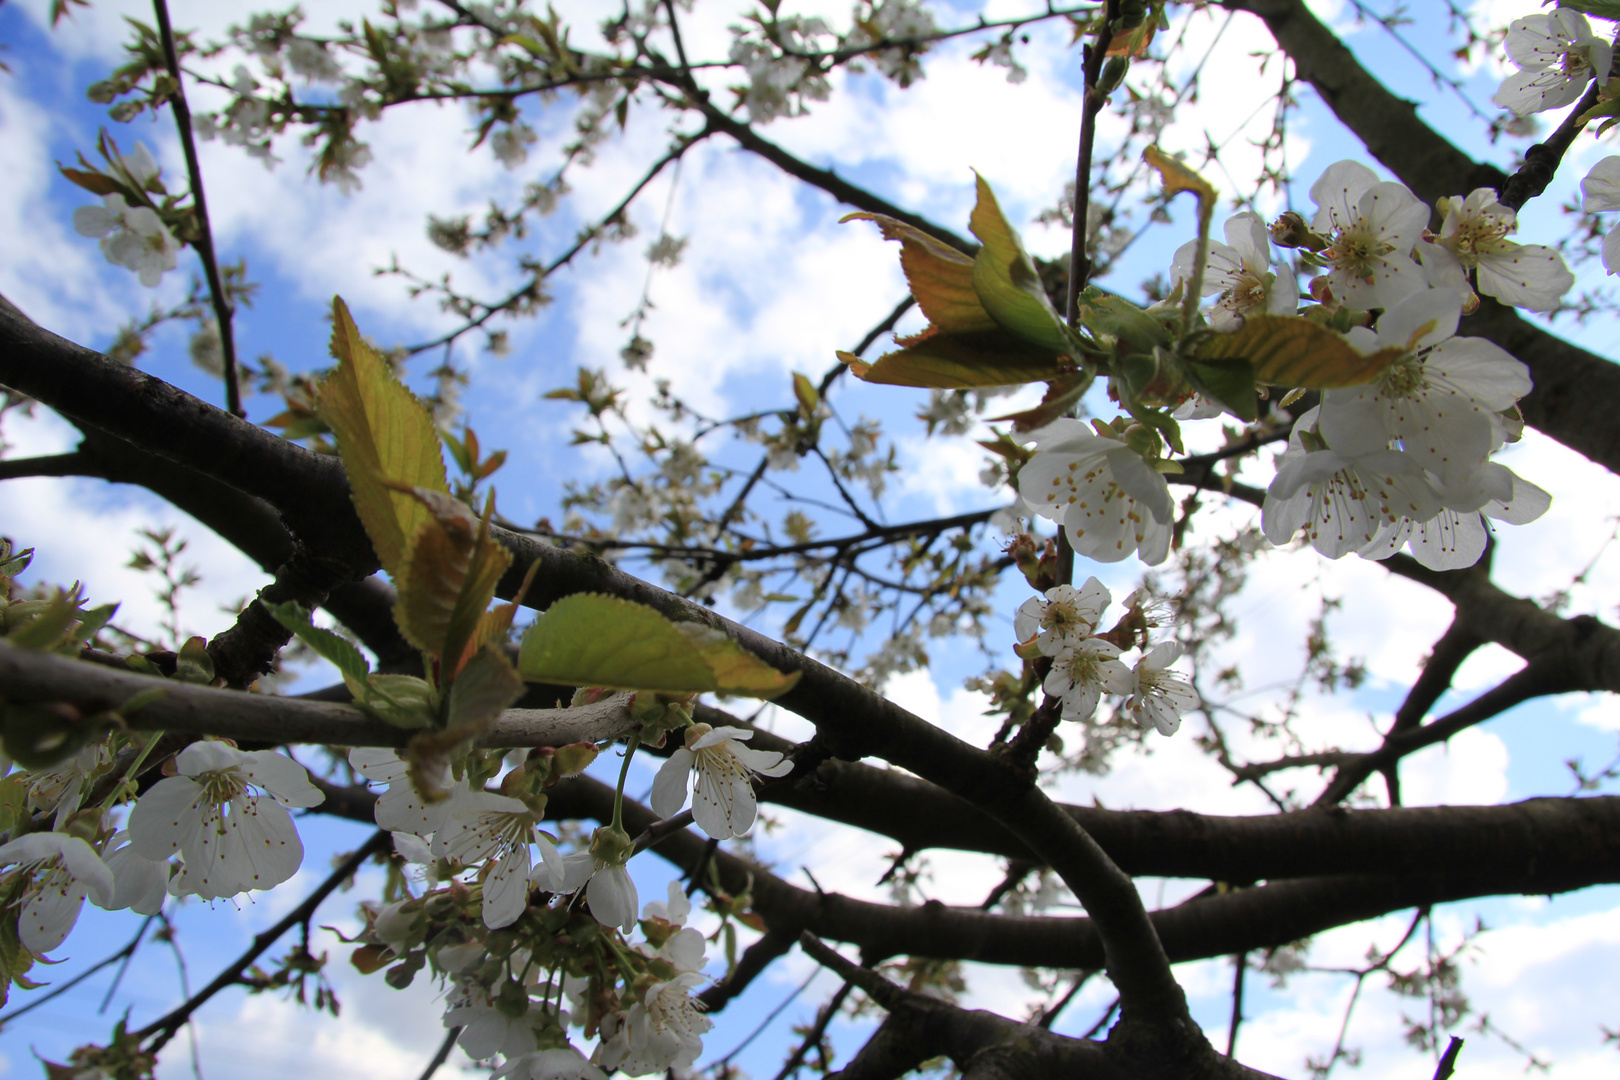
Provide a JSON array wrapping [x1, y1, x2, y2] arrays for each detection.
[[1065, 0, 1122, 323], [97, 730, 166, 816], [611, 733, 641, 835], [151, 0, 243, 418]]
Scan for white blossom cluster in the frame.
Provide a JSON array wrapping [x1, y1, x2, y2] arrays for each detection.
[[1017, 157, 1566, 574], [348, 723, 789, 1076], [1015, 579, 1196, 735], [0, 741, 324, 957]]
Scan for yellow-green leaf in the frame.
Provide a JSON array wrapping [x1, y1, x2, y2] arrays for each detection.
[[1196, 316, 1403, 390], [842, 212, 996, 334], [518, 594, 799, 698], [792, 372, 820, 418], [1144, 146, 1216, 207], [317, 297, 449, 580], [967, 174, 1070, 353], [446, 646, 524, 731], [392, 489, 513, 675], [840, 327, 1064, 389]]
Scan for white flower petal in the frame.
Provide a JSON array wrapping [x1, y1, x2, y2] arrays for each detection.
[[650, 750, 694, 819]]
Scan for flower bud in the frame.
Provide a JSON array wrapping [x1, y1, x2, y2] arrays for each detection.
[[1269, 211, 1330, 251]]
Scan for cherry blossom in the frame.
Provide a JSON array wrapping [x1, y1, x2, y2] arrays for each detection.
[[1420, 189, 1573, 311], [128, 742, 322, 900], [101, 831, 169, 916], [1016, 419, 1173, 565], [1318, 289, 1531, 485], [638, 881, 707, 973], [25, 741, 111, 831], [1043, 638, 1134, 723], [348, 747, 457, 836], [72, 145, 180, 288], [1171, 211, 1298, 330], [1125, 642, 1199, 736], [650, 723, 792, 840], [1263, 408, 1444, 560], [1357, 461, 1552, 571], [597, 972, 711, 1076], [496, 1048, 607, 1080], [431, 789, 562, 930], [1014, 578, 1112, 656], [1493, 10, 1611, 116], [443, 983, 550, 1061], [0, 832, 114, 954], [550, 827, 639, 931], [1581, 156, 1620, 275], [1309, 160, 1429, 311]]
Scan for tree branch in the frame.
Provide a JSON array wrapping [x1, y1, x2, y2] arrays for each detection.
[[0, 645, 639, 748]]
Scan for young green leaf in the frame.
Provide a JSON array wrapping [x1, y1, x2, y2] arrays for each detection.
[[317, 297, 450, 580], [518, 593, 799, 698], [841, 212, 997, 334], [839, 328, 1064, 389], [446, 646, 525, 731], [358, 674, 437, 730], [266, 600, 372, 690], [1196, 315, 1402, 390], [967, 173, 1070, 353], [391, 489, 513, 677], [1183, 357, 1259, 422]]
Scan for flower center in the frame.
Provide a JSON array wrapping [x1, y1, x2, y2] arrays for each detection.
[[1327, 227, 1395, 281], [1381, 356, 1428, 399], [197, 768, 248, 805], [1559, 49, 1591, 79], [1448, 216, 1513, 264]]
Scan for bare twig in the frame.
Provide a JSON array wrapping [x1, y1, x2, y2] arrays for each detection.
[[135, 831, 389, 1052], [0, 915, 154, 1027], [152, 0, 241, 416], [416, 1025, 463, 1080]]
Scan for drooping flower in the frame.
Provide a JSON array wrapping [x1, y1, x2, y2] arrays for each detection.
[[650, 724, 792, 840], [549, 826, 639, 932], [1171, 211, 1299, 330], [25, 741, 112, 832], [0, 833, 114, 954], [1043, 638, 1134, 723], [1014, 578, 1111, 656], [1318, 288, 1532, 485], [1493, 10, 1612, 116], [1016, 420, 1174, 566], [431, 789, 562, 930], [1309, 160, 1430, 311], [1580, 157, 1620, 275], [1419, 189, 1573, 311], [1125, 642, 1198, 736], [443, 983, 547, 1061], [128, 742, 322, 900]]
